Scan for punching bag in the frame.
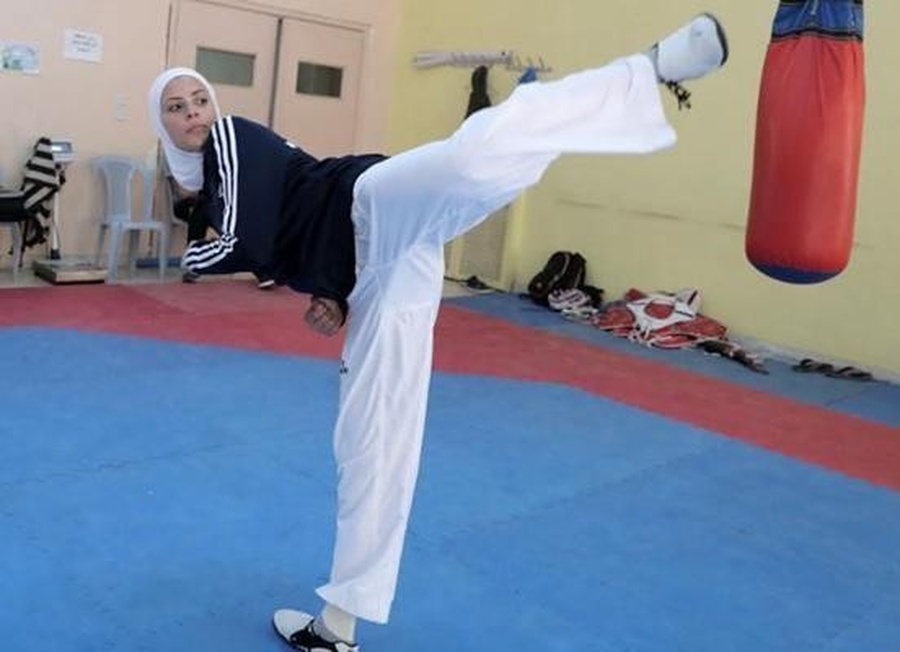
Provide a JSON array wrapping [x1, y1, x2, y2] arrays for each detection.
[[745, 0, 865, 284]]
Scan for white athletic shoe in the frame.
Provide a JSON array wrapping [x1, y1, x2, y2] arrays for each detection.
[[655, 13, 728, 84], [273, 609, 360, 652]]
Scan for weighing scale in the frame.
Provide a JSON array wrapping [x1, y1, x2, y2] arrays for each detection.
[[32, 139, 108, 284]]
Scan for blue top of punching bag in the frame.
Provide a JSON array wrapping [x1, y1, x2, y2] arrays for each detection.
[[773, 0, 864, 40]]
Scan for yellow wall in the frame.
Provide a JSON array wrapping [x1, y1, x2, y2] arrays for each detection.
[[388, 1, 900, 376]]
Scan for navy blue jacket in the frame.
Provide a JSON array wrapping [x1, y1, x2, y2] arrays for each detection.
[[182, 116, 386, 315]]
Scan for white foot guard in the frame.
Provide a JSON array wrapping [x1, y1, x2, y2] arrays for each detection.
[[273, 609, 360, 652], [653, 13, 729, 109]]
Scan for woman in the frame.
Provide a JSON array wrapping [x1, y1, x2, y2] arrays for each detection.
[[149, 13, 727, 652], [156, 83, 277, 289]]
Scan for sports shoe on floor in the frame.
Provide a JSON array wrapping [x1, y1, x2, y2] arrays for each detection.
[[182, 270, 200, 283], [548, 287, 591, 312], [273, 609, 360, 652], [652, 13, 729, 109]]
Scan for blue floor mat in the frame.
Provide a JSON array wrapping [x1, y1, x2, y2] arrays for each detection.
[[1, 327, 898, 652]]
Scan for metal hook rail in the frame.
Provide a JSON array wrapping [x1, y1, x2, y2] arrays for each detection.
[[413, 50, 552, 73]]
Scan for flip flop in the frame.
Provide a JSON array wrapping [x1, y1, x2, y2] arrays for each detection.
[[698, 339, 769, 374], [825, 366, 874, 382], [792, 358, 834, 374]]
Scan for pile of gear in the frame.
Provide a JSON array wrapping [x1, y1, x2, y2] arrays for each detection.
[[526, 251, 767, 374]]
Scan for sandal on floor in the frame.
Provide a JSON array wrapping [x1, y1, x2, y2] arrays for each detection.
[[792, 358, 834, 374], [825, 366, 874, 382]]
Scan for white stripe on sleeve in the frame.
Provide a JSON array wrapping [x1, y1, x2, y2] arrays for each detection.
[[183, 117, 241, 272]]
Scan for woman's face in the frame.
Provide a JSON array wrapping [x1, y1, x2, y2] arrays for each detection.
[[160, 76, 217, 152]]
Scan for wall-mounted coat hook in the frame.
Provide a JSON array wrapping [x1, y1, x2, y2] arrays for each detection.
[[413, 49, 552, 73]]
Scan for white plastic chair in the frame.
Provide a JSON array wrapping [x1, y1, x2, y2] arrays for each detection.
[[155, 156, 190, 244], [93, 155, 168, 281]]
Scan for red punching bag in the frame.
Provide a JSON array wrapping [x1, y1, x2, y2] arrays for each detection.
[[746, 0, 865, 284]]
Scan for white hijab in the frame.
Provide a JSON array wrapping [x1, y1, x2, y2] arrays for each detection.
[[148, 67, 221, 192]]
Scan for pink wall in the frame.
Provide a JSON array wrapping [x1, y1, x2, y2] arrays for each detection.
[[0, 0, 398, 260]]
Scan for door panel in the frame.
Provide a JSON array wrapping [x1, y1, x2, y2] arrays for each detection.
[[273, 19, 365, 157], [171, 0, 277, 125]]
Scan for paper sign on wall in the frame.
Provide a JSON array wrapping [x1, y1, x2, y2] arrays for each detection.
[[1, 41, 40, 74], [64, 29, 103, 63]]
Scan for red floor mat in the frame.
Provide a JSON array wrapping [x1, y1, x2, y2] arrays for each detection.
[[2, 281, 898, 489]]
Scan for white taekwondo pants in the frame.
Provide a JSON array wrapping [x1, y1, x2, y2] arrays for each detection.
[[315, 54, 676, 623]]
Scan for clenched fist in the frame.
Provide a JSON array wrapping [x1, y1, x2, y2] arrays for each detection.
[[304, 296, 345, 336]]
